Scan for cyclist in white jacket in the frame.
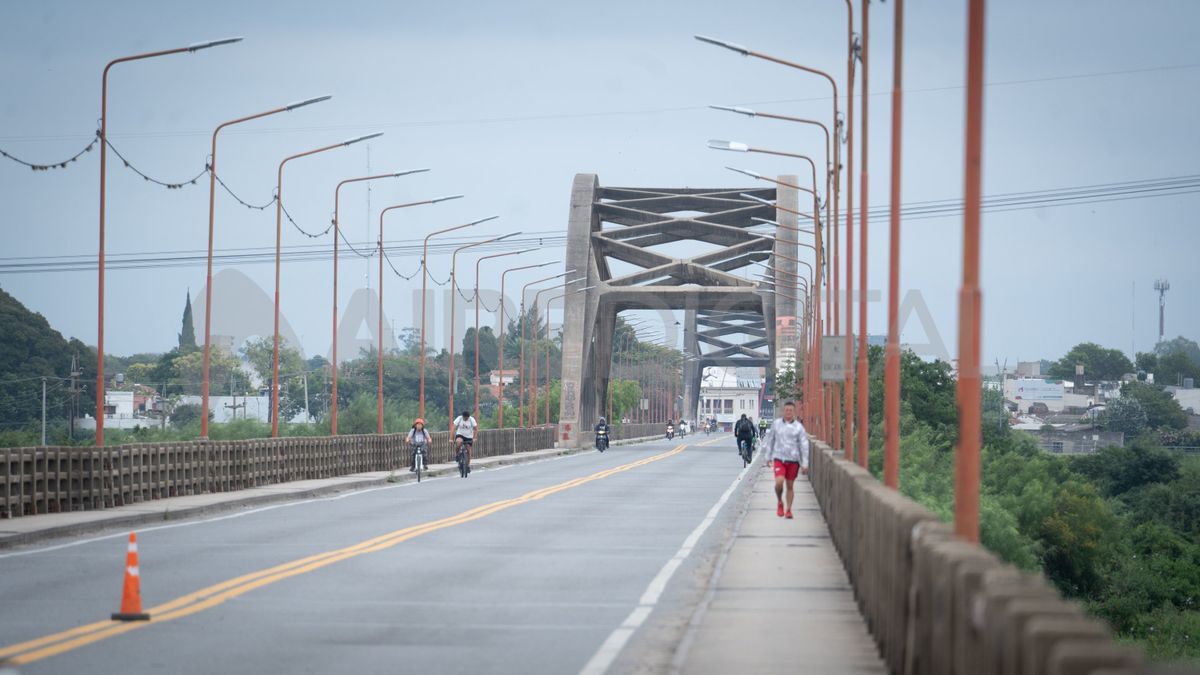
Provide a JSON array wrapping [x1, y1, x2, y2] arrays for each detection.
[[761, 401, 809, 519]]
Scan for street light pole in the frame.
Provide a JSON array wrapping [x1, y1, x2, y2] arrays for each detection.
[[375, 194, 463, 434], [956, 0, 986, 543], [419, 216, 498, 418], [857, 0, 872, 470], [518, 271, 576, 426], [448, 233, 520, 429], [272, 134, 383, 437], [331, 169, 430, 436], [96, 36, 242, 446], [498, 262, 554, 428], [473, 249, 534, 419], [884, 0, 905, 490], [202, 95, 330, 439]]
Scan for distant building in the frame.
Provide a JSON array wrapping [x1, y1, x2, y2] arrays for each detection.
[[1016, 361, 1041, 378], [1004, 378, 1065, 413], [1166, 385, 1200, 416], [1025, 426, 1124, 455], [698, 367, 763, 430], [487, 369, 519, 399]]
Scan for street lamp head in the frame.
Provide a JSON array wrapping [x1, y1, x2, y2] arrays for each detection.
[[392, 168, 431, 177], [285, 95, 332, 111], [709, 104, 756, 117], [188, 37, 244, 52], [694, 35, 749, 56], [751, 216, 781, 227], [432, 194, 465, 203], [494, 231, 521, 242], [343, 132, 384, 146], [468, 215, 500, 226], [708, 139, 749, 152], [740, 193, 775, 206], [725, 166, 762, 180]]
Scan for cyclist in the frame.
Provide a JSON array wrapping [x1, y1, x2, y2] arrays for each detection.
[[406, 418, 432, 472], [454, 410, 478, 475], [734, 413, 756, 460], [762, 401, 810, 519], [758, 417, 769, 439]]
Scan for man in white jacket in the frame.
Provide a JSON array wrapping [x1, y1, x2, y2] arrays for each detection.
[[761, 401, 810, 519]]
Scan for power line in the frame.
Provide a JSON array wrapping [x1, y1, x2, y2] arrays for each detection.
[[5, 61, 1197, 144]]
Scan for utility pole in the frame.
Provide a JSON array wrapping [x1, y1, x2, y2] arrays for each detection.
[[1154, 279, 1170, 345], [68, 353, 82, 440], [41, 378, 47, 446], [303, 370, 310, 423]]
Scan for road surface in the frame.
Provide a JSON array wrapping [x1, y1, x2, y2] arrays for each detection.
[[0, 435, 754, 674]]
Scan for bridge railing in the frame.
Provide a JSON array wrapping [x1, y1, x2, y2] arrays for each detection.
[[809, 440, 1148, 675], [0, 427, 555, 518]]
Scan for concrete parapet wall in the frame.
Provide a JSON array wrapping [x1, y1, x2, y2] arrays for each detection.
[[807, 440, 1161, 675], [0, 427, 555, 518]]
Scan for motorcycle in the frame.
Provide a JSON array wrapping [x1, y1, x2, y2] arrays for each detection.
[[595, 428, 609, 452], [666, 424, 675, 440]]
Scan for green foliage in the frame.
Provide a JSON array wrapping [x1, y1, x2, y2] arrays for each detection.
[[462, 326, 499, 379], [1045, 342, 1134, 381], [1121, 381, 1188, 431], [1099, 397, 1148, 437], [876, 344, 1200, 662], [1155, 336, 1200, 365], [170, 403, 212, 428], [178, 291, 196, 350]]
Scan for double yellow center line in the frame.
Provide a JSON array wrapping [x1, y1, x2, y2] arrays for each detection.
[[1, 444, 686, 665]]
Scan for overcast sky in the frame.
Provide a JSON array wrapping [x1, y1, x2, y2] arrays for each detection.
[[2, 0, 1197, 368]]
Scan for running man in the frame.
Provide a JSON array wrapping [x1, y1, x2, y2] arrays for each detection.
[[761, 401, 809, 519]]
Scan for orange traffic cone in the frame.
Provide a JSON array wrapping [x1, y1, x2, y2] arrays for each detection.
[[111, 532, 150, 621]]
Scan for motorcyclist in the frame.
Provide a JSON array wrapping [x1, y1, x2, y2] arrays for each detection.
[[594, 417, 611, 450], [666, 419, 675, 439]]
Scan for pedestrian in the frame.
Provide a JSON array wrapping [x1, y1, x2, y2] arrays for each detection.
[[761, 401, 809, 519]]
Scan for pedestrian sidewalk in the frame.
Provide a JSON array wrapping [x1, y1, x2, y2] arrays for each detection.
[[0, 446, 583, 550], [675, 464, 887, 674]]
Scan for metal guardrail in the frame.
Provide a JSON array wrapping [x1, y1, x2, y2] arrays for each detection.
[[0, 427, 555, 518], [807, 441, 1168, 675]]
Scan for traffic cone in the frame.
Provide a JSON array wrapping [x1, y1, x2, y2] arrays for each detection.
[[111, 532, 150, 621]]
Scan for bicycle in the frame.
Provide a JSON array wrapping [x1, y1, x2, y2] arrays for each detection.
[[738, 437, 754, 468], [411, 444, 428, 483], [455, 441, 472, 478]]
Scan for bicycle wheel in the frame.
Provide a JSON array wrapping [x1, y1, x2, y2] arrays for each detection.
[[415, 451, 423, 483]]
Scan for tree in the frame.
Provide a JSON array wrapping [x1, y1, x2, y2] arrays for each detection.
[[171, 402, 212, 428], [1154, 336, 1200, 365], [1071, 442, 1180, 498], [1154, 351, 1200, 388], [178, 291, 196, 350], [1121, 381, 1187, 431], [1098, 396, 1148, 437], [462, 326, 499, 379], [1045, 342, 1133, 381], [241, 337, 308, 421]]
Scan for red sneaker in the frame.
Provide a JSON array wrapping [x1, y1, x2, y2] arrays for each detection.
[[785, 510, 794, 519], [776, 503, 785, 517]]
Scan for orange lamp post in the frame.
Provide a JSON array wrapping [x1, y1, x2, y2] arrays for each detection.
[[95, 36, 242, 446]]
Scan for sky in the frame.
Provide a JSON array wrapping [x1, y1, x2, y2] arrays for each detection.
[[1, 0, 1198, 369]]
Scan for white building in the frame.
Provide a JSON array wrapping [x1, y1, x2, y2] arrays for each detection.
[[697, 367, 763, 431]]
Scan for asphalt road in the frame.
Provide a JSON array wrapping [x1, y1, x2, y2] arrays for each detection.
[[0, 435, 755, 675]]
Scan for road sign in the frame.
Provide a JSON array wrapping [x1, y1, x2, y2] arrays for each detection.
[[821, 336, 846, 382]]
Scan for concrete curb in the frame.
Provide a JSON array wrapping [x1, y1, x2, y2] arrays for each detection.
[[0, 446, 590, 551]]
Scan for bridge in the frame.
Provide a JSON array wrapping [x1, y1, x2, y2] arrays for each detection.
[[0, 182, 1164, 675]]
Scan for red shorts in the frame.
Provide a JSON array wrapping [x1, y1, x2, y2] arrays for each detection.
[[773, 459, 801, 481]]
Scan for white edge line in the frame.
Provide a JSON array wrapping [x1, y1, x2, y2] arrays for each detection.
[[578, 454, 752, 675]]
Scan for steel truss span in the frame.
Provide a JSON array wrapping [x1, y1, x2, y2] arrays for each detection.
[[557, 174, 803, 446]]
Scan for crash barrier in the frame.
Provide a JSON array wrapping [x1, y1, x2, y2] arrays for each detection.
[[0, 427, 555, 518], [808, 440, 1167, 675]]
